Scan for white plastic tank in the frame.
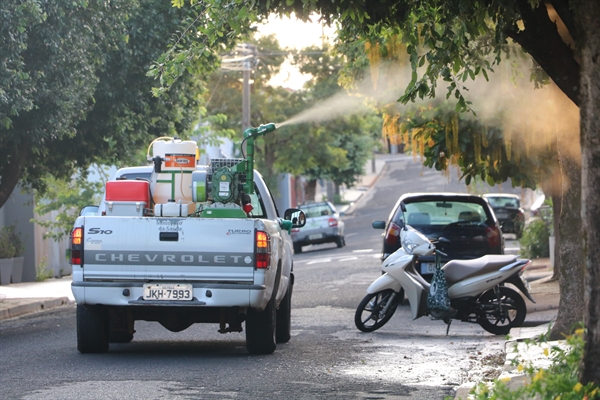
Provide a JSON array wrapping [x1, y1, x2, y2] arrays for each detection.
[[151, 138, 197, 206]]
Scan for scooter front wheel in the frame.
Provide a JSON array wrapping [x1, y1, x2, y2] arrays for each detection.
[[355, 289, 401, 332]]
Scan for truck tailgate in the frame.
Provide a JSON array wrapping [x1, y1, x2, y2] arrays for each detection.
[[81, 217, 256, 282]]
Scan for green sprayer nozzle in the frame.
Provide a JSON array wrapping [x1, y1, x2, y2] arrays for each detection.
[[243, 123, 277, 139]]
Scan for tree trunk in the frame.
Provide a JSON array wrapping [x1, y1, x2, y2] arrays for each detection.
[[576, 0, 600, 385], [550, 153, 584, 339], [541, 154, 561, 282], [0, 144, 29, 209], [550, 193, 561, 281]]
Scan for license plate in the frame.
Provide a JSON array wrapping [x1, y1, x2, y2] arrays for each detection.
[[421, 262, 446, 274], [309, 233, 323, 240], [143, 283, 193, 301], [496, 212, 508, 219], [421, 263, 437, 274]]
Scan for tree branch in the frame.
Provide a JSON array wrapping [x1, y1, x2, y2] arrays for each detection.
[[548, 0, 579, 43], [507, 0, 581, 105]]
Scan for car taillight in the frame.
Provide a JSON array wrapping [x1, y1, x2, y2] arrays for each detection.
[[291, 228, 300, 232], [255, 230, 271, 269], [384, 222, 401, 247], [485, 225, 501, 248], [328, 217, 338, 227], [71, 227, 83, 265]]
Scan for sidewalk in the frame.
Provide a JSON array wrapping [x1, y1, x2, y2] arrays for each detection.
[[0, 276, 74, 321]]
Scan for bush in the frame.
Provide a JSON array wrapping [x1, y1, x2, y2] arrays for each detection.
[[0, 231, 16, 259], [469, 325, 600, 399], [36, 256, 54, 282], [6, 226, 24, 257], [519, 218, 550, 259], [0, 226, 22, 258]]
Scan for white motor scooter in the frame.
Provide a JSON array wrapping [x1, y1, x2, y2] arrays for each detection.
[[355, 220, 535, 335]]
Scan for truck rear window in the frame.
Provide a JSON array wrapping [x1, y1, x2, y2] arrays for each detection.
[[248, 190, 266, 219]]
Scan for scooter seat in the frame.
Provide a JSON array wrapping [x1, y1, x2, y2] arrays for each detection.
[[442, 255, 518, 284]]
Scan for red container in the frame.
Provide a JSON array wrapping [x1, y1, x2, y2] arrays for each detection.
[[105, 180, 150, 204]]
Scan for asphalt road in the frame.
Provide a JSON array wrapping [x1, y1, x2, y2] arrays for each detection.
[[0, 154, 542, 400]]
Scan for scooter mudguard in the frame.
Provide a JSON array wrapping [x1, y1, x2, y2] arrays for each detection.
[[505, 271, 536, 303], [366, 273, 402, 294]]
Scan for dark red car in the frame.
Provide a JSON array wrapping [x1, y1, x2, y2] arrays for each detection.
[[372, 193, 505, 281], [483, 194, 526, 238]]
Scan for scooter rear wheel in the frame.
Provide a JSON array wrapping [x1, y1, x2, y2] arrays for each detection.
[[355, 289, 401, 332], [477, 286, 526, 335]]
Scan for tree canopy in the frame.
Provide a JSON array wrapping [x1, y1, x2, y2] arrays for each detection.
[[0, 0, 209, 208]]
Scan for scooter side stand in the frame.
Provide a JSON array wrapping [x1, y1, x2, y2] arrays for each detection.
[[445, 319, 452, 335], [429, 308, 458, 335]]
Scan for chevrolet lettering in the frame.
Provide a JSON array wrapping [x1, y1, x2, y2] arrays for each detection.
[[89, 251, 253, 266]]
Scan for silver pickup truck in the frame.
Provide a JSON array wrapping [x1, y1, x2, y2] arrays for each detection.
[[71, 166, 304, 355]]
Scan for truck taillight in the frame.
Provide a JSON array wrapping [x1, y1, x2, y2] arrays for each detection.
[[255, 230, 271, 269], [328, 217, 338, 227], [384, 222, 401, 246], [71, 227, 83, 265]]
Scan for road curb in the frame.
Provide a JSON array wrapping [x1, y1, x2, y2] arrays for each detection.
[[0, 297, 71, 321]]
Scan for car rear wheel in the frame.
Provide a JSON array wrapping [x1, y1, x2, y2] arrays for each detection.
[[477, 286, 526, 335]]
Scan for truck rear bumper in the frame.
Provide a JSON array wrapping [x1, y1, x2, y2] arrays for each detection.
[[72, 281, 266, 308]]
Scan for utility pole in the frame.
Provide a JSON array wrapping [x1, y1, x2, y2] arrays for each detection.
[[242, 56, 251, 132], [221, 43, 256, 135]]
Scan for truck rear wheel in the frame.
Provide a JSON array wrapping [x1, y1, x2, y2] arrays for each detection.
[[246, 296, 277, 354], [276, 284, 292, 343], [77, 305, 109, 353]]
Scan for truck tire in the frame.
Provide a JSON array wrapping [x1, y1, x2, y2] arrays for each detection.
[[77, 305, 109, 353], [246, 296, 277, 354], [276, 283, 292, 343]]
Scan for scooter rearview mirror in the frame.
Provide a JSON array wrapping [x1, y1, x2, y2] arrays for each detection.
[[439, 236, 451, 244]]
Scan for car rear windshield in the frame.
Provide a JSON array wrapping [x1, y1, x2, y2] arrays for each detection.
[[486, 196, 520, 208], [299, 203, 333, 218], [399, 200, 489, 226]]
